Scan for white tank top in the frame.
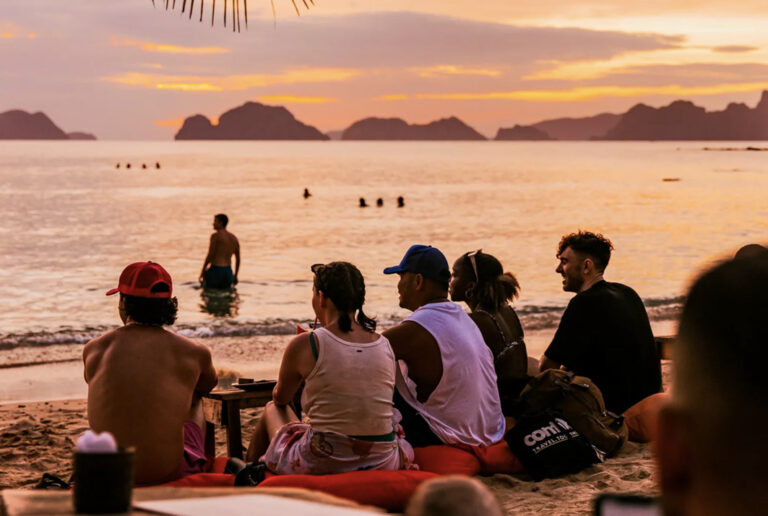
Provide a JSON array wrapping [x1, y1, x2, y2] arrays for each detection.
[[396, 301, 505, 446], [302, 327, 397, 437]]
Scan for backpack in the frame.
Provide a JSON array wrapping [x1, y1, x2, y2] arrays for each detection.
[[511, 369, 628, 456], [504, 409, 603, 481]]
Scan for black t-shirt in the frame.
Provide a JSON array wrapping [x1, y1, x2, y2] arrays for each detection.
[[545, 280, 662, 414]]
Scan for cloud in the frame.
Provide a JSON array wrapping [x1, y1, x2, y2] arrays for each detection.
[[257, 95, 338, 103], [386, 82, 768, 102], [110, 37, 230, 55], [311, 1, 768, 22], [375, 94, 410, 101], [412, 65, 502, 78], [571, 63, 768, 88], [101, 68, 360, 91], [711, 45, 758, 53], [0, 31, 36, 39], [0, 6, 684, 81]]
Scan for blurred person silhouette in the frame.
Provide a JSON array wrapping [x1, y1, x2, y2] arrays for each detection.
[[656, 256, 768, 515], [405, 476, 503, 516]]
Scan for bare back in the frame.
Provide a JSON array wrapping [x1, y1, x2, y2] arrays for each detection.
[[210, 230, 239, 267], [83, 326, 217, 485]]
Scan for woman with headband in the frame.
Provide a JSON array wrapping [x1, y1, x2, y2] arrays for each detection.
[[450, 250, 530, 413]]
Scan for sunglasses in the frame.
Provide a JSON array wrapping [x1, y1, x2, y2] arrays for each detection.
[[311, 263, 327, 290], [310, 264, 326, 329], [466, 249, 482, 282]]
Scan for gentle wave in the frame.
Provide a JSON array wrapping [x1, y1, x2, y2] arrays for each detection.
[[0, 296, 683, 350]]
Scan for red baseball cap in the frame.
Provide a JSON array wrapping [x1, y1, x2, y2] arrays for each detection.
[[106, 262, 173, 298]]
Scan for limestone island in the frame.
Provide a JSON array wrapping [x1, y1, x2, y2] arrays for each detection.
[[341, 116, 486, 140], [175, 102, 329, 140]]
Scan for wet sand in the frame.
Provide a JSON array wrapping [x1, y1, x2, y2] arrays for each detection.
[[0, 330, 575, 404], [0, 361, 671, 514]]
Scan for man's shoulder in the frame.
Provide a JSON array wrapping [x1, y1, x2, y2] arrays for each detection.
[[83, 329, 119, 354], [410, 301, 463, 319], [167, 330, 209, 352], [384, 320, 430, 339], [599, 281, 644, 305], [578, 280, 636, 299]]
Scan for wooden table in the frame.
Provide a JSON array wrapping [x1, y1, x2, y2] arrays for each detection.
[[0, 486, 379, 515], [202, 388, 273, 460]]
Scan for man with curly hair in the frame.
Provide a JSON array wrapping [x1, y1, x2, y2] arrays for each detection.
[[540, 231, 661, 414], [83, 262, 218, 485]]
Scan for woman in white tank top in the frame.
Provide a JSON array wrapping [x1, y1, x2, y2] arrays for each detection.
[[245, 262, 414, 475]]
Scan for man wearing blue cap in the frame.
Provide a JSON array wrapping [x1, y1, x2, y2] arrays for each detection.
[[383, 245, 505, 447]]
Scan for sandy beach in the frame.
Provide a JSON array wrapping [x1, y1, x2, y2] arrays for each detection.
[[0, 361, 671, 514]]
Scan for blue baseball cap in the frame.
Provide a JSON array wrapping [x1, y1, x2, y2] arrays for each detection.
[[383, 245, 451, 285]]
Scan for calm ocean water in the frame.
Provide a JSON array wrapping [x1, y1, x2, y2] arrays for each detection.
[[1, 140, 766, 360]]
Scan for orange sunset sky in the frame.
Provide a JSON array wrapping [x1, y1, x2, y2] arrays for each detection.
[[2, 0, 768, 139]]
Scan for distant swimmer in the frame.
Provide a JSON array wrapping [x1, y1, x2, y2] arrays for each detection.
[[155, 162, 161, 170], [359, 197, 368, 208], [126, 163, 132, 169], [397, 196, 405, 208], [142, 163, 147, 170], [376, 198, 384, 207], [303, 188, 311, 199], [116, 163, 120, 169], [199, 213, 240, 289]]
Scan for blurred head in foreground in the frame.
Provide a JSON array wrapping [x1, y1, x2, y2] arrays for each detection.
[[405, 476, 503, 516], [657, 257, 768, 515]]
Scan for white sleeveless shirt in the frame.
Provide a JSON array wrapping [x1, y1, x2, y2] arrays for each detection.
[[396, 301, 505, 446], [302, 327, 397, 437]]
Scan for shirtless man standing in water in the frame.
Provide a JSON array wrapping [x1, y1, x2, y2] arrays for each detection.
[[84, 262, 218, 485], [199, 213, 240, 289]]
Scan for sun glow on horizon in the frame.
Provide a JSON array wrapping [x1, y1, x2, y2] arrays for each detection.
[[154, 118, 183, 128]]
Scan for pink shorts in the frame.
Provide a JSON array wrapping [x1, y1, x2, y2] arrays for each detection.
[[178, 421, 208, 478]]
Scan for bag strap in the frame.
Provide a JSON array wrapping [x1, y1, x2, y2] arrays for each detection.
[[309, 331, 318, 360], [476, 309, 520, 360]]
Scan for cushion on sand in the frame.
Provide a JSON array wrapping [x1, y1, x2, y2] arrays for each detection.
[[414, 443, 524, 476], [463, 441, 525, 475], [413, 445, 482, 476], [149, 457, 236, 487], [153, 473, 236, 487], [258, 470, 439, 511], [624, 392, 668, 442]]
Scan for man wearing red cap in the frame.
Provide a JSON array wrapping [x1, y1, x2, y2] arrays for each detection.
[[83, 262, 218, 485]]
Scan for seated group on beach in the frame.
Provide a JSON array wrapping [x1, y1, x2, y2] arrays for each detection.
[[82, 228, 670, 487]]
